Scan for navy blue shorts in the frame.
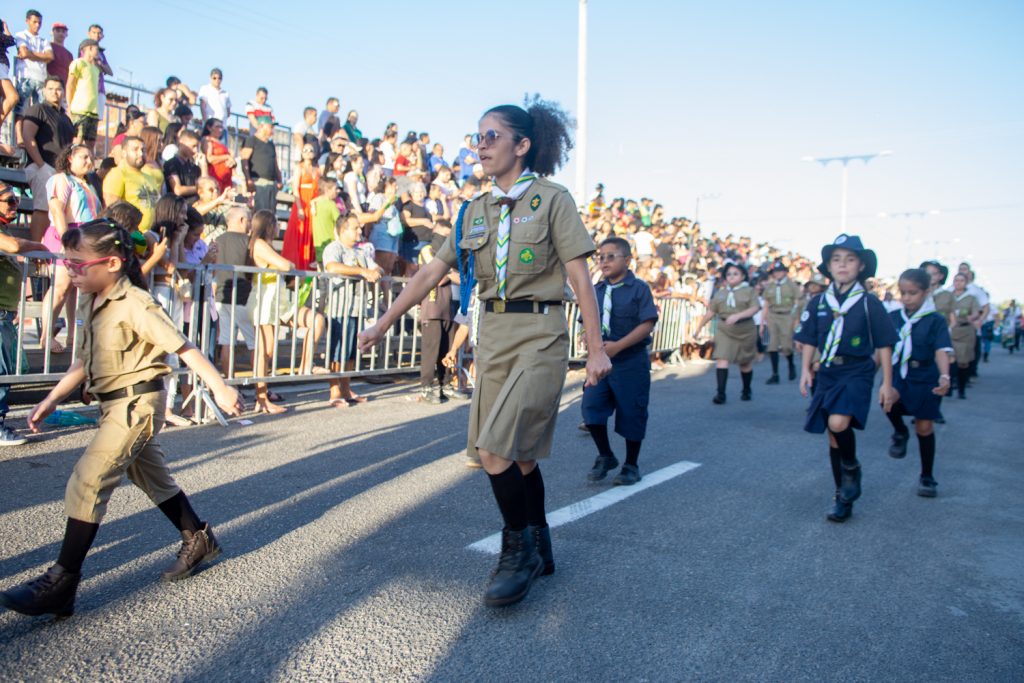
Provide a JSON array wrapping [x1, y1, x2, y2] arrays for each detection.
[[329, 316, 360, 364], [581, 350, 651, 441]]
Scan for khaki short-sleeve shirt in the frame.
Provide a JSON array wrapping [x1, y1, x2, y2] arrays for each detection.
[[435, 178, 594, 302], [764, 278, 800, 314], [710, 285, 759, 316], [75, 276, 189, 395]]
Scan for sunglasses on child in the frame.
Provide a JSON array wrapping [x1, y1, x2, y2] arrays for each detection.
[[62, 256, 123, 276], [596, 253, 624, 262]]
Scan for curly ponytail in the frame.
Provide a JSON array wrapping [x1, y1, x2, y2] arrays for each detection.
[[61, 218, 149, 291], [484, 94, 575, 177]]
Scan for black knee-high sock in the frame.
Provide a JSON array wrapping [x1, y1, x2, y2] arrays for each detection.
[[828, 446, 842, 488], [786, 353, 795, 370], [769, 351, 779, 375], [957, 366, 969, 395], [625, 439, 642, 467], [487, 466, 529, 531], [716, 368, 728, 395], [741, 370, 753, 392], [57, 518, 100, 574], [918, 433, 936, 479], [887, 404, 909, 436], [523, 466, 547, 528], [588, 423, 615, 458], [831, 427, 858, 468], [157, 490, 202, 533]]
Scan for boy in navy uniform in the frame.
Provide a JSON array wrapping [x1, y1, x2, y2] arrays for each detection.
[[795, 234, 899, 522], [582, 237, 659, 485]]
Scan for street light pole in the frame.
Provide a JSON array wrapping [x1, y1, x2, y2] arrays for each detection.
[[694, 192, 720, 224], [878, 209, 942, 266], [575, 0, 588, 206], [803, 151, 893, 231]]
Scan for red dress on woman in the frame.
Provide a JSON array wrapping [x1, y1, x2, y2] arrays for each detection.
[[206, 137, 235, 192], [282, 165, 320, 271]]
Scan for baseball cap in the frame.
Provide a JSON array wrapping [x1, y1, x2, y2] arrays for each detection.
[[52, 22, 68, 30], [79, 38, 99, 51]]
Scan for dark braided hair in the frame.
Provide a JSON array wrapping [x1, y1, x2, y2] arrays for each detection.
[[61, 218, 149, 291], [484, 94, 575, 177]]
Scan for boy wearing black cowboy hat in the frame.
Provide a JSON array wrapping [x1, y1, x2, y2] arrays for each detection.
[[794, 234, 900, 522], [761, 259, 801, 384]]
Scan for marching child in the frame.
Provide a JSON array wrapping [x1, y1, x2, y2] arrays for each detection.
[[582, 237, 659, 485], [0, 218, 244, 618], [693, 261, 760, 404], [885, 268, 952, 498], [794, 234, 899, 523]]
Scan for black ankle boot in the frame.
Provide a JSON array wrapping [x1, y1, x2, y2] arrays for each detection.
[[888, 432, 909, 459], [826, 491, 853, 522], [530, 525, 555, 576], [741, 371, 752, 400], [483, 528, 542, 607], [839, 464, 862, 503], [0, 564, 80, 617]]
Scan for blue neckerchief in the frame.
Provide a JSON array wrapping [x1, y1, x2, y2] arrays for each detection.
[[454, 201, 475, 316]]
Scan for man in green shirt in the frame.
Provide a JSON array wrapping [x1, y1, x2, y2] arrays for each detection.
[[310, 178, 340, 262], [0, 181, 47, 445]]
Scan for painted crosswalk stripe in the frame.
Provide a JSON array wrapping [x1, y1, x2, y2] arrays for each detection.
[[466, 460, 702, 554]]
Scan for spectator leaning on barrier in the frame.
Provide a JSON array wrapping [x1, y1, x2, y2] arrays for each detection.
[[240, 120, 281, 214], [102, 135, 163, 231], [66, 38, 102, 154], [213, 205, 256, 376], [0, 181, 46, 445], [22, 74, 74, 242]]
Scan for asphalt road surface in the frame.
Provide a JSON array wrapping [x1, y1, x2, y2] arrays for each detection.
[[1, 350, 1021, 682]]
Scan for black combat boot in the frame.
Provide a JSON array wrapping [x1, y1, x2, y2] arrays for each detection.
[[826, 491, 853, 523], [483, 528, 542, 607], [530, 525, 555, 576], [839, 464, 862, 503], [0, 564, 80, 617]]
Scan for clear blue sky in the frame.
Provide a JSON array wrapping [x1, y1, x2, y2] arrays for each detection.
[[28, 0, 1024, 301]]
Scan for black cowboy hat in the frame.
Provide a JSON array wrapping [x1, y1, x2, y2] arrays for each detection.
[[818, 233, 877, 280]]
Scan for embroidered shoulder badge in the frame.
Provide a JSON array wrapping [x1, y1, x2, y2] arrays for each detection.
[[472, 216, 485, 226], [530, 194, 542, 211]]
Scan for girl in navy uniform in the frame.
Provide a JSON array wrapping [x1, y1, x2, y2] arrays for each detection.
[[794, 234, 899, 523], [884, 269, 952, 498], [581, 237, 659, 486], [693, 261, 760, 404]]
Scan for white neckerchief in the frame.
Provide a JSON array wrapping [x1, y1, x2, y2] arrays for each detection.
[[491, 169, 536, 300], [892, 297, 936, 378], [601, 279, 626, 335], [726, 281, 749, 308], [774, 277, 787, 305], [822, 281, 866, 366]]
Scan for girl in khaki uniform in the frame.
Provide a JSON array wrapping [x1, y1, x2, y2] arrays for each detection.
[[360, 97, 611, 608], [694, 262, 760, 404], [949, 272, 981, 399], [0, 219, 243, 619]]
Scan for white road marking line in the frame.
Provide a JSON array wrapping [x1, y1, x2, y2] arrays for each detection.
[[466, 460, 702, 554]]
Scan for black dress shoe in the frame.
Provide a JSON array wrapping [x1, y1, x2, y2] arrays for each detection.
[[917, 476, 938, 498], [839, 465, 862, 503], [483, 528, 542, 607], [161, 524, 222, 581], [888, 432, 909, 459], [530, 525, 555, 576], [740, 389, 752, 401], [612, 464, 641, 486], [765, 375, 780, 385], [826, 492, 853, 522], [587, 454, 619, 482], [712, 393, 726, 405], [0, 564, 80, 617]]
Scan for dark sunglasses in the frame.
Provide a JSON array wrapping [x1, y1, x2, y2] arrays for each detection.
[[471, 130, 503, 147], [0, 195, 19, 205]]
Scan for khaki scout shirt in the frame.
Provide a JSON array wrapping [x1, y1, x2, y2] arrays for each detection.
[[434, 178, 595, 302], [710, 284, 759, 317], [74, 276, 189, 395], [763, 277, 800, 314]]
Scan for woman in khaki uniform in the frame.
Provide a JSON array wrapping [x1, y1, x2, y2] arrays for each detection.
[[694, 262, 760, 404], [921, 260, 954, 320], [0, 219, 243, 619], [949, 272, 981, 399], [360, 96, 610, 608], [761, 260, 801, 384]]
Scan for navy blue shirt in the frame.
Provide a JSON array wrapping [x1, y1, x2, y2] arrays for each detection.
[[887, 309, 953, 361], [586, 271, 659, 358], [794, 289, 899, 356]]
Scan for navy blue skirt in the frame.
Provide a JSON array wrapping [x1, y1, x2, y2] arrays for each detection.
[[893, 368, 943, 420], [804, 358, 876, 434]]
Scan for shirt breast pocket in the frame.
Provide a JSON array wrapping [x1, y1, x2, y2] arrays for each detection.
[[97, 322, 135, 372], [509, 220, 550, 275], [459, 229, 494, 278]]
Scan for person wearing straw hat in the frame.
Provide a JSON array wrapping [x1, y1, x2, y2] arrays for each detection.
[[794, 234, 899, 523]]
